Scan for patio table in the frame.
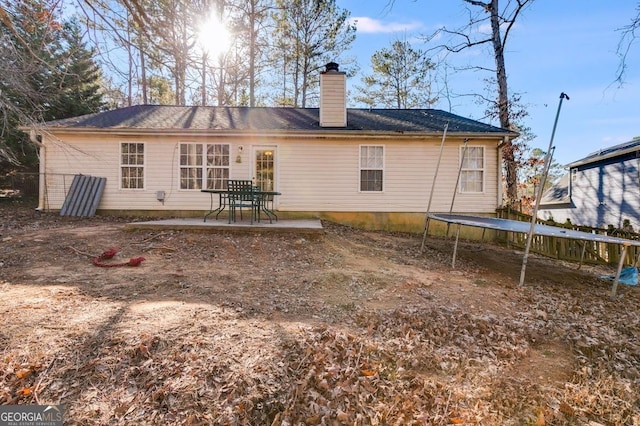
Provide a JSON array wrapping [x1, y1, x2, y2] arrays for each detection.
[[201, 188, 280, 223]]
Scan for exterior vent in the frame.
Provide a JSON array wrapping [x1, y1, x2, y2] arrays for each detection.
[[320, 62, 347, 127]]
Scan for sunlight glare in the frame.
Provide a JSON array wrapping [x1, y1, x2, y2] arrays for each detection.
[[198, 14, 232, 57]]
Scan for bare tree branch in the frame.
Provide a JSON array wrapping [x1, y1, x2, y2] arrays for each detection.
[[614, 2, 640, 85], [434, 26, 492, 53], [421, 0, 536, 205], [463, 0, 491, 11]]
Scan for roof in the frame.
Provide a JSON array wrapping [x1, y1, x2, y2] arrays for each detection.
[[37, 105, 515, 136], [567, 137, 640, 168], [539, 173, 571, 207]]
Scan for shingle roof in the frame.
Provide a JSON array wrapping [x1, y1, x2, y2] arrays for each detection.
[[539, 173, 571, 206], [568, 137, 640, 167], [40, 105, 514, 135]]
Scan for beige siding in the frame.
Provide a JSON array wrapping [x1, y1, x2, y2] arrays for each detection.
[[42, 134, 251, 211], [319, 73, 346, 127], [42, 132, 501, 215], [278, 138, 499, 213]]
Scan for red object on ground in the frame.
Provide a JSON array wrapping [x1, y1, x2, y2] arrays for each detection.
[[93, 249, 145, 267]]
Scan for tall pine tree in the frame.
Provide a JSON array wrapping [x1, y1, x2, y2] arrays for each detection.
[[49, 19, 105, 120], [271, 0, 356, 107], [0, 1, 105, 169], [1, 0, 65, 169], [355, 39, 437, 109]]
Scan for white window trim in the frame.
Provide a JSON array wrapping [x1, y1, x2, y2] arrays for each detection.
[[569, 168, 578, 198], [179, 142, 203, 191], [205, 143, 231, 190], [119, 142, 145, 190], [359, 144, 385, 192], [458, 145, 485, 193], [179, 142, 230, 191]]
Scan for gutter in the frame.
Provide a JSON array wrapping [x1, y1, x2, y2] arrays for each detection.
[[497, 136, 508, 206], [28, 130, 46, 211], [37, 126, 518, 141]]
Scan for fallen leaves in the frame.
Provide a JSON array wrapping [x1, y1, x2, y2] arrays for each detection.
[[15, 368, 32, 379], [1, 204, 639, 424], [1, 362, 44, 404], [20, 386, 34, 396]]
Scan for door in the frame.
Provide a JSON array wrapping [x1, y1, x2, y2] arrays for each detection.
[[253, 146, 277, 191]]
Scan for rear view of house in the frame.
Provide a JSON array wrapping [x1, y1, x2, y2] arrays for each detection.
[[25, 63, 516, 232], [539, 137, 640, 230]]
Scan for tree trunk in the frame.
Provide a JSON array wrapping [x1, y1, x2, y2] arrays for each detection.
[[248, 0, 256, 107], [201, 53, 207, 106], [140, 47, 147, 104], [127, 40, 133, 106], [217, 62, 225, 106], [488, 0, 518, 205]]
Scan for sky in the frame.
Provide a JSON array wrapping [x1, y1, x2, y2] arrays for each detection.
[[338, 0, 640, 167]]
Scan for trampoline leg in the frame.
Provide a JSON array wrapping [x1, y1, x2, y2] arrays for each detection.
[[577, 242, 587, 270], [610, 243, 629, 298], [420, 217, 431, 253], [452, 224, 461, 269]]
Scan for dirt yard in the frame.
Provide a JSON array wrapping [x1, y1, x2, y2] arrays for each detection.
[[1, 201, 638, 425]]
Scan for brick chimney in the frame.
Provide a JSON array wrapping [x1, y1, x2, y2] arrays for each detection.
[[319, 62, 347, 127]]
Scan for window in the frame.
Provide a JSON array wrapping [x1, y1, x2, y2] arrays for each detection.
[[180, 143, 229, 190], [180, 143, 202, 189], [360, 145, 384, 191], [459, 146, 484, 193], [120, 142, 144, 189], [205, 144, 230, 190]]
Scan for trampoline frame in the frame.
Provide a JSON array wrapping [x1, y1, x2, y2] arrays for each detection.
[[420, 93, 638, 298], [425, 213, 640, 297]]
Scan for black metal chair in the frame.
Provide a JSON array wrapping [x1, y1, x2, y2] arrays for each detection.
[[226, 180, 256, 224]]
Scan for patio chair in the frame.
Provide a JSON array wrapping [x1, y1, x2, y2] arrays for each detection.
[[226, 179, 257, 224]]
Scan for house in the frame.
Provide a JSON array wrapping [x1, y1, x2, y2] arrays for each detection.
[[25, 63, 516, 232], [539, 137, 640, 230]]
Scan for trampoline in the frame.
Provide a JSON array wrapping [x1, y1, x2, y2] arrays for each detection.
[[420, 93, 639, 298], [426, 213, 640, 297]]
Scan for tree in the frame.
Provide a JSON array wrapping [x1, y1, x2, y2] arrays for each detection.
[[228, 0, 275, 107], [428, 0, 534, 206], [0, 1, 108, 169], [615, 2, 640, 85], [0, 0, 66, 169], [49, 19, 105, 119], [80, 0, 205, 106], [271, 0, 356, 107], [355, 38, 437, 109], [517, 144, 564, 214], [147, 75, 175, 104], [77, 0, 143, 106], [153, 0, 197, 105], [77, 0, 356, 108], [84, 0, 261, 107]]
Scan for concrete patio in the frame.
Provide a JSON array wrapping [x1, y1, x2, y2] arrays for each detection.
[[124, 217, 325, 236]]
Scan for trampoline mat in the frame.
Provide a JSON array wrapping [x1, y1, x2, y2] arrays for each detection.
[[429, 213, 640, 247]]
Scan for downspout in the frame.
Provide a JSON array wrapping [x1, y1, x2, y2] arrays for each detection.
[[29, 130, 45, 211], [498, 136, 507, 207]]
